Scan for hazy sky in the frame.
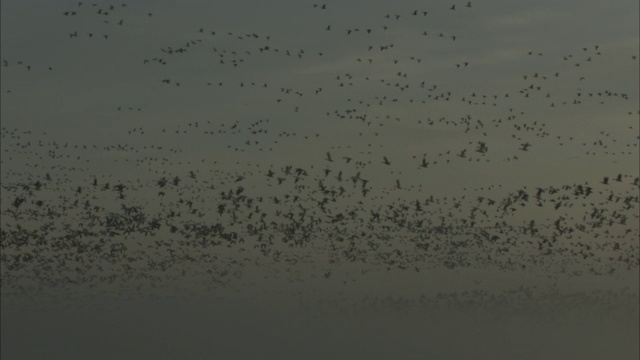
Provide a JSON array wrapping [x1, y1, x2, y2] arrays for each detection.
[[1, 1, 639, 359]]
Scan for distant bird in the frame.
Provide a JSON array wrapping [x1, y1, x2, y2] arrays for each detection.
[[326, 152, 333, 162], [0, 0, 636, 296]]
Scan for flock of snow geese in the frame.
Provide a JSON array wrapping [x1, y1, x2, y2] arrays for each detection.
[[1, 1, 638, 308]]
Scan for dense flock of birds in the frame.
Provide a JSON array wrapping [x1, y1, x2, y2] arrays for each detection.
[[1, 1, 639, 304]]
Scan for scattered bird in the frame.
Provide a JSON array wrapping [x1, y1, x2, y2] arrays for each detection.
[[0, 1, 637, 303]]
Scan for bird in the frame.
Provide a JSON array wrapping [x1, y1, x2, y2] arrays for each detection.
[[326, 152, 333, 162], [0, 0, 637, 309]]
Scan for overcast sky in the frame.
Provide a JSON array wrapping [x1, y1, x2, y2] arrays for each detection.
[[1, 1, 639, 359]]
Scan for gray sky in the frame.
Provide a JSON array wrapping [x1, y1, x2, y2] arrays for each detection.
[[1, 0, 639, 359]]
